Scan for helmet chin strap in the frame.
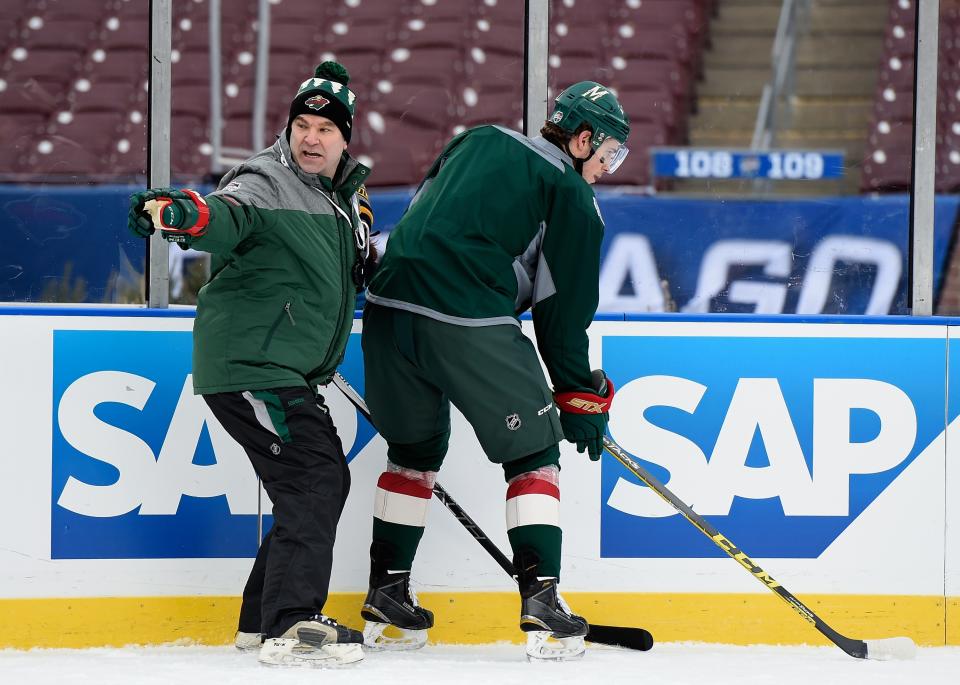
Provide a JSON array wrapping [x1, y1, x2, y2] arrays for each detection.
[[565, 141, 595, 174]]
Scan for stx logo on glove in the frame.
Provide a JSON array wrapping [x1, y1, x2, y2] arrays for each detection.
[[563, 397, 609, 414]]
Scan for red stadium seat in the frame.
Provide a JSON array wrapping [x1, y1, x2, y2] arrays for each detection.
[[460, 81, 522, 129], [70, 80, 140, 113], [5, 47, 83, 83], [473, 17, 523, 56], [269, 0, 332, 23], [861, 148, 913, 192], [35, 0, 113, 22], [0, 77, 66, 115], [83, 47, 147, 84], [20, 19, 101, 50], [395, 19, 472, 50], [475, 0, 524, 23], [617, 85, 684, 143], [381, 46, 466, 88], [373, 81, 459, 130], [100, 17, 150, 51]]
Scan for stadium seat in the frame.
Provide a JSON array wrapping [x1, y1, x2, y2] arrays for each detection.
[[468, 49, 524, 89], [5, 47, 83, 83], [0, 77, 66, 115], [33, 0, 113, 22], [396, 18, 472, 50], [861, 147, 913, 192], [473, 17, 523, 56], [269, 0, 331, 24], [618, 85, 684, 143], [20, 18, 100, 51], [83, 47, 146, 84], [475, 0, 524, 23], [459, 81, 522, 129]]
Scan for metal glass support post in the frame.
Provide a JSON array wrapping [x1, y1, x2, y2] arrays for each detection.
[[147, 0, 172, 308], [911, 0, 939, 315], [252, 0, 270, 152], [524, 0, 549, 136], [209, 0, 222, 175]]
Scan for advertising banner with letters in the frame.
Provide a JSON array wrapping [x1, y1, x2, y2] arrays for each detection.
[[1, 308, 956, 646]]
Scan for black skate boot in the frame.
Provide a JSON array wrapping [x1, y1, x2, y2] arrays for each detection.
[[516, 548, 588, 661], [360, 541, 434, 650]]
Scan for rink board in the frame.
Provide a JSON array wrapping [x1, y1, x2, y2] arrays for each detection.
[[0, 306, 956, 648]]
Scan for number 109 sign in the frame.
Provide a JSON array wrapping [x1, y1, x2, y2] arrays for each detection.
[[651, 148, 845, 180]]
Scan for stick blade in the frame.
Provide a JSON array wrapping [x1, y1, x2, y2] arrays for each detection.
[[864, 637, 917, 661], [585, 624, 654, 651]]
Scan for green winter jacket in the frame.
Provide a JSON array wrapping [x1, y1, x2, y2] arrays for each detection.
[[366, 125, 605, 392], [185, 133, 370, 395]]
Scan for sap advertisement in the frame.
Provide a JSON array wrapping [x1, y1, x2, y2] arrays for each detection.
[[50, 329, 376, 560], [4, 186, 959, 316], [0, 309, 953, 612], [600, 329, 945, 559]]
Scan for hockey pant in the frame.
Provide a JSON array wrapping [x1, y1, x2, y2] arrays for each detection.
[[204, 387, 350, 638]]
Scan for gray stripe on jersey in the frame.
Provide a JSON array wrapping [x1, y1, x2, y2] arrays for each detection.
[[366, 292, 521, 328]]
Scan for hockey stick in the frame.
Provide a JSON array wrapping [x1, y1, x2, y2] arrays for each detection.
[[601, 436, 916, 661], [331, 372, 653, 651]]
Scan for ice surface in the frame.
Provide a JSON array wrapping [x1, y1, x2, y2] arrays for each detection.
[[2, 643, 959, 685]]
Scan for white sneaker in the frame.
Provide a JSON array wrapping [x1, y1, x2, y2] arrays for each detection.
[[258, 615, 364, 668], [234, 631, 261, 651]]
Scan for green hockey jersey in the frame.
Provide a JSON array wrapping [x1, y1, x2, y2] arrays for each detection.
[[366, 125, 605, 392]]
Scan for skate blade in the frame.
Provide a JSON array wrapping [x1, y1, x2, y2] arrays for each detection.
[[525, 631, 586, 661], [363, 621, 429, 651], [234, 631, 261, 651], [258, 638, 364, 668]]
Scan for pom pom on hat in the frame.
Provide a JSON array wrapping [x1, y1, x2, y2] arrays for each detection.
[[315, 60, 350, 85]]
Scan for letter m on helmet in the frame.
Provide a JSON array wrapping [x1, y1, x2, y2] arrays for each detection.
[[582, 85, 609, 102]]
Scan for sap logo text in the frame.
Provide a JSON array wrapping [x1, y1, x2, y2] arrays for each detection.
[[606, 375, 916, 518], [56, 371, 256, 518]]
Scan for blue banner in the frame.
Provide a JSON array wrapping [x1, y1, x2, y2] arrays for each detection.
[[4, 186, 959, 316], [651, 149, 846, 180]]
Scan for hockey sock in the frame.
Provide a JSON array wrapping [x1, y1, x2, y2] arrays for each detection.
[[371, 462, 436, 572], [505, 466, 562, 579]]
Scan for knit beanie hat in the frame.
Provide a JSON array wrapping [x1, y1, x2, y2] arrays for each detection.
[[286, 61, 356, 143]]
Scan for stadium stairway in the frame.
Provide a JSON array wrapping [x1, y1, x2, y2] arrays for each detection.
[[676, 0, 887, 195]]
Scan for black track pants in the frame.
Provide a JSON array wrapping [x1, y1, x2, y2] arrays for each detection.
[[204, 387, 351, 638]]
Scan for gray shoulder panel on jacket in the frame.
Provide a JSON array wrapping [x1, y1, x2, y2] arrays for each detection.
[[492, 126, 568, 173]]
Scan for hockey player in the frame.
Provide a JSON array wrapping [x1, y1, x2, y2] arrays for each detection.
[[127, 61, 372, 668], [358, 81, 630, 660]]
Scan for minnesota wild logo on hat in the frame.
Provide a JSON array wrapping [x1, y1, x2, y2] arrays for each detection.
[[305, 95, 330, 110]]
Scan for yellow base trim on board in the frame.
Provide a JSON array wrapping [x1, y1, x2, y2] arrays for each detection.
[[0, 593, 949, 650]]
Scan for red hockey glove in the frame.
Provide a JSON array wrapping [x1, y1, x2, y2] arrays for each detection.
[[128, 188, 210, 244]]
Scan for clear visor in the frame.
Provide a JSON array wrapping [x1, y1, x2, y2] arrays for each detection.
[[597, 137, 629, 174]]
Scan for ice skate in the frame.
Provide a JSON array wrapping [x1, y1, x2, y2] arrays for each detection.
[[258, 615, 364, 667], [520, 577, 588, 661], [361, 570, 434, 651], [514, 548, 587, 662], [234, 630, 261, 651]]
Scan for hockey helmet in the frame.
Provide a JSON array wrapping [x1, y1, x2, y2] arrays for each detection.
[[549, 81, 630, 172]]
